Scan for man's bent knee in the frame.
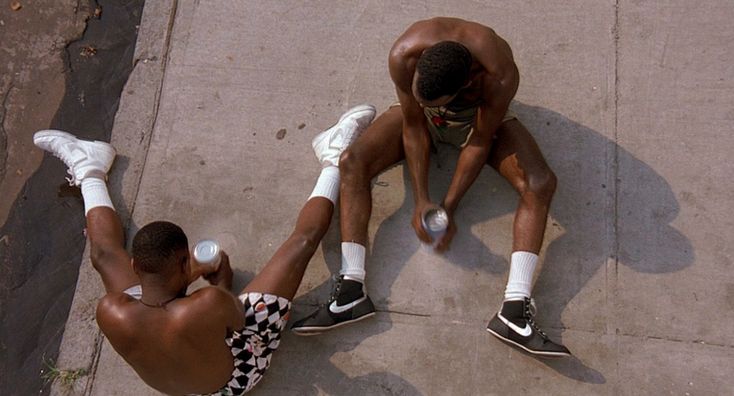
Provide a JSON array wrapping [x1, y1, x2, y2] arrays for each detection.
[[339, 148, 368, 178], [288, 233, 321, 259], [526, 168, 557, 200]]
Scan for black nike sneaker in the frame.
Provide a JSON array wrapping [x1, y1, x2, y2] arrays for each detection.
[[291, 275, 376, 335], [486, 298, 571, 357]]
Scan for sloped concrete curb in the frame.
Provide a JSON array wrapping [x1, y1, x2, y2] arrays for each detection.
[[50, 1, 177, 394]]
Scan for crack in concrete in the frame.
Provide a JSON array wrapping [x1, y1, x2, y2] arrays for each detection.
[[62, 0, 99, 74], [375, 308, 432, 318], [0, 83, 14, 186], [293, 304, 734, 350], [293, 303, 433, 318], [617, 332, 734, 350], [84, 331, 105, 395]]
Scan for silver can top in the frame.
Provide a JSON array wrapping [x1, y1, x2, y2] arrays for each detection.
[[193, 239, 220, 265], [423, 208, 448, 232]]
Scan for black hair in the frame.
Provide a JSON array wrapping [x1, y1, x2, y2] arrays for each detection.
[[131, 221, 188, 274], [415, 41, 473, 101]]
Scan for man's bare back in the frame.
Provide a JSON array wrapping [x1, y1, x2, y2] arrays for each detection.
[[97, 285, 241, 394], [390, 17, 518, 123]]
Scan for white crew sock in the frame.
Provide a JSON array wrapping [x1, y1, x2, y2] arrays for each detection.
[[340, 242, 366, 282], [81, 177, 114, 215], [308, 166, 340, 204], [503, 251, 538, 301]]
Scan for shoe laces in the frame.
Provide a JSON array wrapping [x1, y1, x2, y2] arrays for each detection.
[[46, 143, 81, 185], [523, 297, 549, 339], [65, 168, 78, 186], [326, 275, 343, 303]]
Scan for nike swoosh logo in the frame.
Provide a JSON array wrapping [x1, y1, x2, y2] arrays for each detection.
[[498, 313, 533, 337], [329, 296, 367, 314]]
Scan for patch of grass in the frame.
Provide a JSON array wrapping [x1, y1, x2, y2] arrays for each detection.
[[41, 358, 88, 389]]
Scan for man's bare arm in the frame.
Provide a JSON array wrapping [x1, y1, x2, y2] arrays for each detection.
[[390, 51, 435, 242], [442, 102, 505, 213], [193, 286, 245, 332], [397, 88, 431, 204], [438, 66, 518, 250]]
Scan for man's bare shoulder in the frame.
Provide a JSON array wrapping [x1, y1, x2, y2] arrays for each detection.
[[96, 292, 140, 349], [395, 17, 498, 45], [184, 286, 245, 329], [96, 287, 237, 325], [389, 18, 507, 86], [389, 23, 426, 89], [389, 18, 442, 62], [97, 292, 136, 323], [186, 285, 239, 307]]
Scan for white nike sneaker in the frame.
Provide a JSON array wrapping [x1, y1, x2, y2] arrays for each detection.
[[312, 104, 376, 167], [33, 130, 116, 186]]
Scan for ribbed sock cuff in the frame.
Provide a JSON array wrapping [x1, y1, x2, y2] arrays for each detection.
[[308, 166, 340, 204], [504, 251, 538, 301], [340, 242, 366, 282], [81, 177, 114, 215]]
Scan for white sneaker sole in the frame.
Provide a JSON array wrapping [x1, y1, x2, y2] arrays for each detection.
[[291, 311, 376, 336], [486, 327, 571, 358]]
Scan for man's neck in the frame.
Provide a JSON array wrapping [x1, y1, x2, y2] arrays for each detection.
[[139, 281, 185, 308]]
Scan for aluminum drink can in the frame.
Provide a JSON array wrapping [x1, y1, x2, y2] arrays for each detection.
[[193, 239, 221, 270], [422, 207, 448, 247]]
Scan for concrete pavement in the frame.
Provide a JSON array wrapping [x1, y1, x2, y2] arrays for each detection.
[[52, 1, 734, 395]]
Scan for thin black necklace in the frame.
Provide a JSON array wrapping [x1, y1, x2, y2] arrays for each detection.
[[139, 295, 178, 308]]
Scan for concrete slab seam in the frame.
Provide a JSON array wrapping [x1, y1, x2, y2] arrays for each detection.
[[84, 0, 179, 382], [50, 1, 179, 394], [126, 0, 179, 225], [83, 331, 105, 396], [612, 0, 621, 392]]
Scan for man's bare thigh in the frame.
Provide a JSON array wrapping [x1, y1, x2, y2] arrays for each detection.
[[349, 105, 405, 178]]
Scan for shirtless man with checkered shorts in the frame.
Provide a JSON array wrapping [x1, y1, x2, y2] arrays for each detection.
[[33, 104, 376, 395]]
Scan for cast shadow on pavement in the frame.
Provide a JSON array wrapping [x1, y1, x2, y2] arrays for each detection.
[[268, 101, 693, 391]]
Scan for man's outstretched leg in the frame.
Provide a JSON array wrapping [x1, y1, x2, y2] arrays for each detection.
[[33, 130, 138, 293], [291, 106, 406, 335], [206, 105, 378, 395], [483, 120, 571, 357], [242, 104, 377, 301]]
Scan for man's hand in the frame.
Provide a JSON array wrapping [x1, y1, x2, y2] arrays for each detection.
[[188, 259, 210, 284], [202, 252, 233, 291], [435, 215, 457, 253]]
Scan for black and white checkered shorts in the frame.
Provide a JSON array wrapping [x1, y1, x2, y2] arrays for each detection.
[[211, 292, 291, 395]]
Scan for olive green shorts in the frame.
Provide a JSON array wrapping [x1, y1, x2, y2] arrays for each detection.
[[389, 102, 517, 148]]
